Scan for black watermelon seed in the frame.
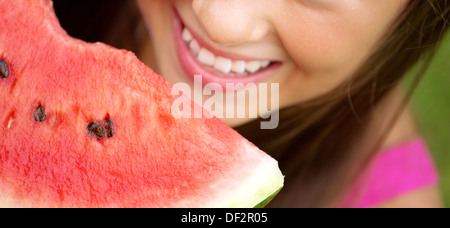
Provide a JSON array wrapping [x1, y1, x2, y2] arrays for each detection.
[[0, 59, 9, 79], [87, 122, 105, 139], [104, 118, 114, 138], [33, 105, 46, 122]]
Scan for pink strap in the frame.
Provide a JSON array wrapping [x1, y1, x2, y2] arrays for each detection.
[[340, 138, 439, 208]]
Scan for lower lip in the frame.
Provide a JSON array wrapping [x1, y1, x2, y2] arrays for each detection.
[[173, 11, 281, 91]]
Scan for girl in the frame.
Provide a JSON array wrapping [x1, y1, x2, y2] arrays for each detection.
[[55, 0, 450, 207]]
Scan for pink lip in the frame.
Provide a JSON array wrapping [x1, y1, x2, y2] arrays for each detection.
[[173, 10, 282, 91]]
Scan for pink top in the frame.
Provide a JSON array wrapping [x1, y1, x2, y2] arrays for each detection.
[[339, 138, 439, 208]]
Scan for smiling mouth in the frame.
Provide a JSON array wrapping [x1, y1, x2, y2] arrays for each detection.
[[173, 9, 282, 88], [182, 27, 273, 76]]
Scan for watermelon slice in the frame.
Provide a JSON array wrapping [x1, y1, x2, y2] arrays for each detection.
[[0, 0, 283, 207]]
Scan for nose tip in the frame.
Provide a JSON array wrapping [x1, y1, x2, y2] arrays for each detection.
[[192, 0, 270, 45]]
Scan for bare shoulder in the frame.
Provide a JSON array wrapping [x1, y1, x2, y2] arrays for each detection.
[[378, 89, 420, 150], [377, 186, 443, 208], [378, 110, 443, 207], [372, 88, 443, 208]]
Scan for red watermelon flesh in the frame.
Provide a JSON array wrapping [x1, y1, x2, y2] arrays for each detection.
[[0, 0, 283, 207]]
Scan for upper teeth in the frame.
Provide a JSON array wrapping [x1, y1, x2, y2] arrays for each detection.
[[182, 28, 271, 75]]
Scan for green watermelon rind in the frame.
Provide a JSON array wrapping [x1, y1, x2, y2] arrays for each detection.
[[253, 185, 283, 208]]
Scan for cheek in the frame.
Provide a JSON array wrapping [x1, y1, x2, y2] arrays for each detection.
[[269, 5, 406, 105], [276, 14, 375, 79], [274, 1, 406, 81]]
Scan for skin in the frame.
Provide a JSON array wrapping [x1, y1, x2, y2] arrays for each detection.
[[370, 88, 443, 208], [136, 0, 442, 207]]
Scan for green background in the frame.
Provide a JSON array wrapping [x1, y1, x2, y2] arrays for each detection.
[[407, 30, 450, 207]]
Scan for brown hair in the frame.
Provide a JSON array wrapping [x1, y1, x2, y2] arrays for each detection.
[[55, 0, 450, 207]]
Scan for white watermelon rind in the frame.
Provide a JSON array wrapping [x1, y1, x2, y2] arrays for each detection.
[[201, 147, 284, 208]]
